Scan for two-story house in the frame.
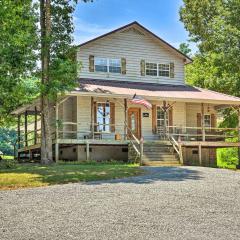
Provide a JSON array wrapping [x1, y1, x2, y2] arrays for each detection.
[[13, 22, 240, 166]]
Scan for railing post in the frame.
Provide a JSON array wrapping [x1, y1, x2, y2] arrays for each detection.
[[24, 111, 28, 147], [179, 144, 183, 164], [86, 141, 90, 161], [198, 144, 202, 166], [140, 137, 144, 165]]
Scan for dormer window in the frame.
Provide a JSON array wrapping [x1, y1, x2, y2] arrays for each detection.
[[94, 57, 121, 74]]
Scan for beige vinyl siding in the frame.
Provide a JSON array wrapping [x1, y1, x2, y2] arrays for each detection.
[[60, 96, 189, 140], [59, 97, 77, 138], [77, 96, 91, 138], [77, 29, 185, 85], [186, 103, 217, 127]]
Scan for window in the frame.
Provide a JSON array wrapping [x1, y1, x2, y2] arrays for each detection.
[[146, 63, 157, 76], [96, 102, 110, 132], [145, 62, 170, 77], [95, 57, 121, 73], [159, 64, 170, 77], [109, 59, 121, 73], [95, 58, 108, 72], [204, 115, 211, 128], [156, 106, 169, 129]]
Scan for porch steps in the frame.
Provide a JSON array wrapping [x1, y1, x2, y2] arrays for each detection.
[[142, 141, 180, 166]]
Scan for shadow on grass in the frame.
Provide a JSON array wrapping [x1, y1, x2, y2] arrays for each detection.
[[86, 166, 203, 185], [0, 163, 203, 190], [0, 163, 143, 188]]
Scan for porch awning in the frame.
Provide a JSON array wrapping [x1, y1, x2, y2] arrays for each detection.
[[73, 78, 240, 105]]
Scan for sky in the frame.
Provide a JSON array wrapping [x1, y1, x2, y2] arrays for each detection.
[[73, 0, 197, 53]]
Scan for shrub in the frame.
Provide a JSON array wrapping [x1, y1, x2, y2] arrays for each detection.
[[1, 158, 17, 169], [217, 148, 238, 168]]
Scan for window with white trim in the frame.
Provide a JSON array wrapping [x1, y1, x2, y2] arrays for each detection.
[[146, 62, 170, 77], [146, 63, 157, 76], [159, 64, 170, 77], [95, 57, 121, 73], [109, 59, 121, 73], [204, 114, 211, 128], [95, 58, 108, 72], [156, 106, 169, 129], [96, 102, 110, 132]]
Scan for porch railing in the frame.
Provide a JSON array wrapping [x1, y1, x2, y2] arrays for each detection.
[[165, 126, 239, 143]]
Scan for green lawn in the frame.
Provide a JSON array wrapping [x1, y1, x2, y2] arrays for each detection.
[[0, 162, 143, 190]]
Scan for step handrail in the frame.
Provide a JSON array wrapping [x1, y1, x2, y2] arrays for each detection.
[[124, 121, 143, 163], [168, 135, 183, 164]]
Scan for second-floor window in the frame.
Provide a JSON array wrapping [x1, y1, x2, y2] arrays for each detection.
[[95, 57, 121, 74], [146, 62, 170, 77]]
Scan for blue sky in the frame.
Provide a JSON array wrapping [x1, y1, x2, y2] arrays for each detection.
[[73, 0, 197, 52]]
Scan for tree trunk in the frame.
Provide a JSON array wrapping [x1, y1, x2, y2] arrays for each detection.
[[40, 0, 53, 164]]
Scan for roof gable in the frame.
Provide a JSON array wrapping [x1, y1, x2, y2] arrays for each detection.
[[77, 21, 192, 64]]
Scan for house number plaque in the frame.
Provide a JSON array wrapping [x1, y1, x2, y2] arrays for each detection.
[[143, 113, 149, 117]]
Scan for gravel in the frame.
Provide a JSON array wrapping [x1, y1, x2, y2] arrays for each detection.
[[1, 166, 240, 240]]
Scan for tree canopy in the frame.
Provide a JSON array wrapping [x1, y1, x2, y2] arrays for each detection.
[[0, 0, 39, 126], [180, 0, 240, 98]]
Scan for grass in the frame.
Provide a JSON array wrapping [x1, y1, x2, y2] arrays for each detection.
[[0, 161, 143, 190], [1, 155, 14, 160]]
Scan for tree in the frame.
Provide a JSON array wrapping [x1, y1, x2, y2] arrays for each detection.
[[180, 0, 240, 98], [39, 0, 92, 164], [179, 43, 191, 56], [0, 1, 92, 164], [0, 0, 38, 126]]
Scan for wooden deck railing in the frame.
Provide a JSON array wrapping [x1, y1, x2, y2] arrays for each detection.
[[163, 126, 239, 143], [17, 122, 240, 151]]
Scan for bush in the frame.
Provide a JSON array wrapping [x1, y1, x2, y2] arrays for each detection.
[[0, 158, 17, 169], [217, 148, 238, 168]]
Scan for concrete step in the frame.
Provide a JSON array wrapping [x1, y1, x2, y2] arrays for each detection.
[[143, 155, 176, 158], [143, 150, 174, 154], [142, 156, 178, 160], [144, 141, 171, 146], [142, 161, 181, 166]]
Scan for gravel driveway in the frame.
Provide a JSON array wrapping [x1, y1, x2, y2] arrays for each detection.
[[1, 166, 240, 240]]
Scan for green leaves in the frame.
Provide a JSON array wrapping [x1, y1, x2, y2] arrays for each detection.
[[180, 0, 240, 127], [0, 0, 38, 125]]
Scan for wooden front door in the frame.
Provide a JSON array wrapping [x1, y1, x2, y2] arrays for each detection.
[[128, 108, 141, 139]]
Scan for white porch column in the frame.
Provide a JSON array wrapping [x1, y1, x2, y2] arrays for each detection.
[[55, 102, 59, 163], [201, 103, 205, 141]]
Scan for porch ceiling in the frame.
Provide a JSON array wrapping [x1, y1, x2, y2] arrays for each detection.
[[72, 78, 240, 105]]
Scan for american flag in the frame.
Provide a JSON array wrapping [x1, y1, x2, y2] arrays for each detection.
[[130, 94, 152, 109]]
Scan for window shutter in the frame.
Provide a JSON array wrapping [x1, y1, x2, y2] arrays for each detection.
[[93, 102, 97, 131], [152, 105, 157, 134], [110, 102, 115, 132], [211, 114, 216, 134], [140, 60, 145, 76], [197, 113, 202, 134], [170, 62, 174, 78], [121, 58, 126, 74], [89, 55, 95, 72], [211, 114, 216, 128]]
